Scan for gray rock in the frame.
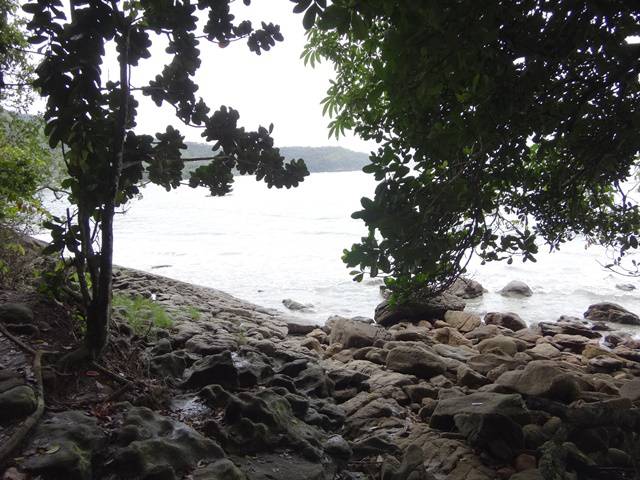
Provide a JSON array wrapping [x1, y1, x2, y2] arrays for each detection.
[[584, 302, 640, 326], [233, 453, 335, 480], [495, 360, 584, 403], [430, 391, 530, 431], [329, 318, 388, 349], [447, 277, 485, 299], [287, 319, 321, 335], [192, 459, 246, 480], [484, 312, 527, 331], [323, 435, 352, 463], [0, 385, 37, 423], [454, 411, 523, 461], [457, 365, 491, 389], [620, 378, 640, 402], [615, 283, 636, 292], [23, 411, 106, 480], [477, 336, 519, 357], [443, 311, 482, 333], [0, 303, 34, 324], [283, 298, 314, 311], [386, 345, 446, 379], [499, 280, 533, 297], [113, 406, 224, 479], [150, 350, 197, 379], [182, 351, 239, 390], [374, 293, 465, 327]]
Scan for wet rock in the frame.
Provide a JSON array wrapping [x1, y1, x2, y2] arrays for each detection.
[[22, 411, 106, 480], [374, 293, 465, 327], [287, 319, 320, 335], [234, 351, 273, 387], [0, 303, 34, 324], [301, 337, 323, 354], [584, 302, 640, 326], [0, 385, 36, 423], [499, 281, 533, 297], [588, 355, 624, 372], [430, 392, 530, 431], [484, 312, 527, 332], [495, 360, 584, 403], [386, 345, 446, 379], [329, 318, 388, 348], [464, 324, 502, 341], [182, 351, 239, 390], [283, 298, 314, 311], [443, 311, 481, 333], [448, 277, 485, 299], [615, 283, 636, 292]]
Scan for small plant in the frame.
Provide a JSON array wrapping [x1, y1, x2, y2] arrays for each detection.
[[112, 294, 173, 336], [184, 305, 201, 321]]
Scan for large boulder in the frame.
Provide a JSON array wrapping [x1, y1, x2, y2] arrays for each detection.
[[112, 406, 224, 479], [447, 277, 485, 299], [499, 280, 533, 297], [374, 293, 465, 327], [583, 303, 640, 326], [0, 385, 37, 423], [181, 351, 239, 390], [495, 360, 586, 403], [386, 345, 446, 379], [0, 303, 34, 324], [22, 411, 106, 480], [444, 311, 481, 333], [430, 391, 530, 431], [329, 318, 388, 348], [484, 312, 527, 331]]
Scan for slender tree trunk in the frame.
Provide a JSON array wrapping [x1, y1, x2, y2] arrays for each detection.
[[83, 14, 130, 359]]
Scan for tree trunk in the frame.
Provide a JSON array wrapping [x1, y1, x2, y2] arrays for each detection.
[[81, 15, 130, 360]]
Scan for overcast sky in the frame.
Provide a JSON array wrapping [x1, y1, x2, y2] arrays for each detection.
[[101, 0, 375, 154]]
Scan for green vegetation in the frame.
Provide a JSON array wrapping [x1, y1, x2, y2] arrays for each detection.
[[112, 294, 172, 336], [294, 0, 640, 298], [26, 1, 308, 360], [0, 1, 51, 288], [184, 305, 202, 321]]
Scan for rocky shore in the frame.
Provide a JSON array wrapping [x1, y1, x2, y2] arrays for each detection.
[[1, 268, 639, 479]]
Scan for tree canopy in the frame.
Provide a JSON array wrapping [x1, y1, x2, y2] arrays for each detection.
[[25, 0, 308, 360], [297, 0, 640, 297]]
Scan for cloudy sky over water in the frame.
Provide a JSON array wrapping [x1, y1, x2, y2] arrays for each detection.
[[99, 0, 375, 154]]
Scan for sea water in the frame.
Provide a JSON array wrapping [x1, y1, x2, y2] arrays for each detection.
[[43, 171, 640, 333]]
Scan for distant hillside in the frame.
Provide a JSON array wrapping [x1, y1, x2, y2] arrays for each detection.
[[182, 142, 370, 175]]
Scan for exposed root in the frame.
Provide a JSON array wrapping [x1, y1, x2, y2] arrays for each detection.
[[0, 322, 36, 356], [0, 350, 45, 467]]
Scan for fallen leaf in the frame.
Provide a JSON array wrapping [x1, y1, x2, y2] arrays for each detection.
[[85, 370, 99, 377], [45, 445, 60, 454]]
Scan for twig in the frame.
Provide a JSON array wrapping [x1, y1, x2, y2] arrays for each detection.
[[0, 350, 45, 467], [0, 322, 36, 355], [90, 361, 130, 385]]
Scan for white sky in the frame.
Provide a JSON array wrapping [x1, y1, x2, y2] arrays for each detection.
[[100, 0, 375, 154]]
